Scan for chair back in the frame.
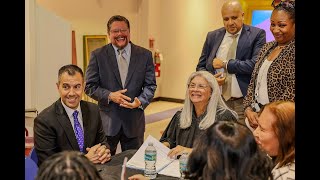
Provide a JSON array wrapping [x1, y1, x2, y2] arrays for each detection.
[[30, 147, 38, 164], [25, 156, 38, 180]]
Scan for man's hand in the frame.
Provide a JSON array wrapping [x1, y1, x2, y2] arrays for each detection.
[[213, 72, 226, 86], [212, 57, 224, 69], [120, 97, 141, 109], [109, 89, 131, 105], [85, 144, 111, 164], [95, 145, 111, 164], [85, 143, 101, 164]]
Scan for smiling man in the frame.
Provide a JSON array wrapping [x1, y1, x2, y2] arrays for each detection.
[[34, 64, 111, 167], [84, 15, 157, 155], [196, 0, 266, 125]]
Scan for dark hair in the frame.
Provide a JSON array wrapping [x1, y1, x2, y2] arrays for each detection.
[[36, 151, 103, 180], [107, 15, 130, 33], [272, 0, 295, 22], [260, 101, 295, 168], [58, 64, 84, 83], [185, 121, 273, 180]]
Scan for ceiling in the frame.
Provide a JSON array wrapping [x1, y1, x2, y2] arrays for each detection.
[[36, 0, 140, 27], [36, 0, 273, 26]]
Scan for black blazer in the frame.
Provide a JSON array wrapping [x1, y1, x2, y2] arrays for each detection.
[[84, 42, 157, 138], [34, 99, 108, 166]]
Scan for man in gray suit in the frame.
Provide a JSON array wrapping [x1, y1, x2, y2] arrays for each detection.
[[34, 64, 111, 166], [85, 15, 157, 155], [196, 0, 266, 124]]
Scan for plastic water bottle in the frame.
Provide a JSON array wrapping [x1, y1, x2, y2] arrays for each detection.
[[144, 142, 157, 179], [179, 152, 189, 179]]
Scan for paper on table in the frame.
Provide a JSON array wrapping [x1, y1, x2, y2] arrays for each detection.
[[126, 135, 175, 173], [158, 159, 181, 178]]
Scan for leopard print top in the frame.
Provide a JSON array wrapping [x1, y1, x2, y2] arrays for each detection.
[[243, 39, 295, 109]]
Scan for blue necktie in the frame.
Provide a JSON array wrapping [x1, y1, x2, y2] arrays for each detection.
[[73, 110, 84, 152]]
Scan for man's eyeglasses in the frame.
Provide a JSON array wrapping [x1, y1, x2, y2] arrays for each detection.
[[110, 29, 128, 34], [271, 0, 294, 9], [188, 83, 209, 90]]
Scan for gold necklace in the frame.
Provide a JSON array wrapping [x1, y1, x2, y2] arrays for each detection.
[[275, 45, 285, 50]]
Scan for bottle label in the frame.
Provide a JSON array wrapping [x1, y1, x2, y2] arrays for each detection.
[[145, 153, 156, 161], [180, 161, 187, 172]]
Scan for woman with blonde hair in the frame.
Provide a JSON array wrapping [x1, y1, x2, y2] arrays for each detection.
[[160, 71, 238, 158]]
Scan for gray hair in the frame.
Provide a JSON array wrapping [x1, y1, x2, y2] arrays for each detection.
[[179, 71, 238, 130]]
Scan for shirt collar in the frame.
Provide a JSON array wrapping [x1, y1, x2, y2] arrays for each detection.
[[112, 43, 131, 56], [60, 99, 81, 119], [225, 27, 243, 38]]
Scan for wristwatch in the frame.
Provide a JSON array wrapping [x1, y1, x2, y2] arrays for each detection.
[[223, 60, 227, 69]]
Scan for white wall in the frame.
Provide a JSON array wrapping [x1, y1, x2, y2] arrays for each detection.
[[25, 0, 36, 109], [158, 0, 224, 99], [25, 0, 72, 112], [35, 5, 72, 112]]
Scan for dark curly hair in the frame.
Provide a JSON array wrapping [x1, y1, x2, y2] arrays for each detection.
[[185, 121, 274, 180], [36, 151, 103, 180], [272, 0, 295, 22]]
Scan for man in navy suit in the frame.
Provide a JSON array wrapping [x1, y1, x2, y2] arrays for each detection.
[[34, 64, 111, 166], [85, 15, 157, 155], [196, 0, 266, 124]]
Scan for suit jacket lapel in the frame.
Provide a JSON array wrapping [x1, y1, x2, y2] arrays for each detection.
[[237, 25, 250, 58], [210, 29, 225, 59], [125, 43, 138, 87], [55, 100, 79, 151], [105, 45, 123, 87]]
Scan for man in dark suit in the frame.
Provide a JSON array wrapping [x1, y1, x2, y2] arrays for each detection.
[[85, 15, 157, 155], [196, 0, 266, 124], [34, 64, 111, 166]]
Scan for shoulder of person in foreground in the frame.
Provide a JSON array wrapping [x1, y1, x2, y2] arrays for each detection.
[[272, 160, 295, 180]]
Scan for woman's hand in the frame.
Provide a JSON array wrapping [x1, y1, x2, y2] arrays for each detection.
[[245, 107, 259, 129], [162, 142, 170, 148], [167, 145, 192, 159], [128, 174, 149, 180]]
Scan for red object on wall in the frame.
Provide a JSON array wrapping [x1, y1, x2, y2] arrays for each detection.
[[155, 63, 160, 77], [72, 30, 77, 65], [149, 38, 155, 49]]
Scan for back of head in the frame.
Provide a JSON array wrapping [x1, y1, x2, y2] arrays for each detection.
[[186, 121, 273, 180], [36, 151, 102, 180]]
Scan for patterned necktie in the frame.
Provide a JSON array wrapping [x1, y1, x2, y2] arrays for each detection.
[[222, 34, 238, 101], [118, 49, 128, 87], [73, 110, 84, 152]]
